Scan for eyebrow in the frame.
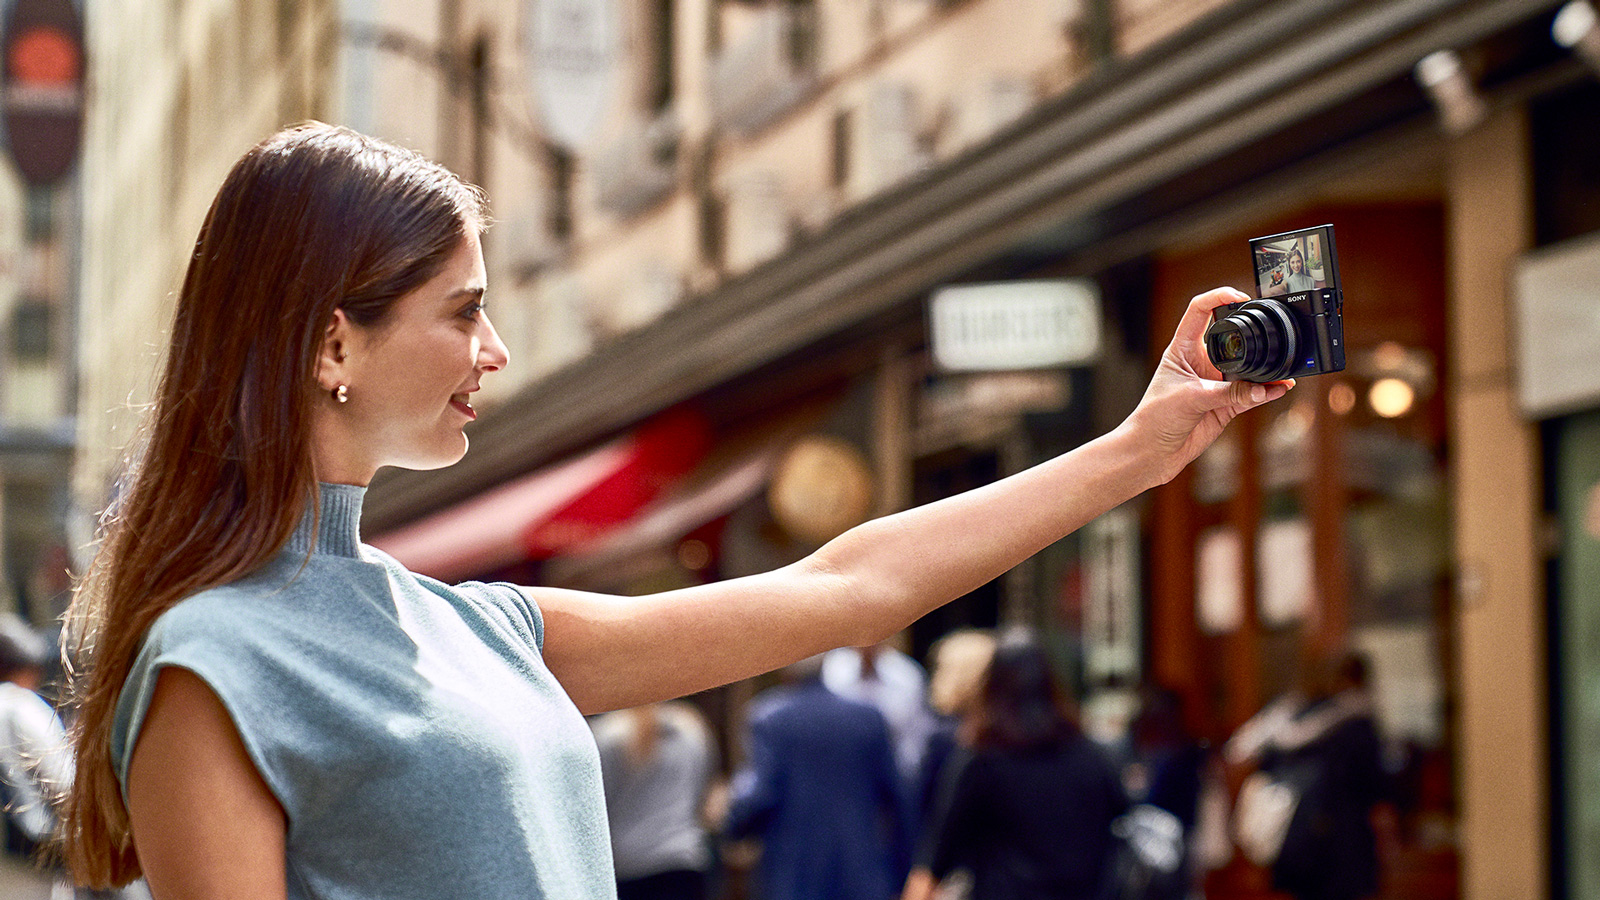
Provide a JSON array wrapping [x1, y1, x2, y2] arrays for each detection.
[[450, 286, 487, 303]]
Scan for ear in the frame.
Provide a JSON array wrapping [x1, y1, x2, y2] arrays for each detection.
[[314, 308, 353, 392]]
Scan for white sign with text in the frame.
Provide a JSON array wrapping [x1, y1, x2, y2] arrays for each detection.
[[930, 279, 1102, 372]]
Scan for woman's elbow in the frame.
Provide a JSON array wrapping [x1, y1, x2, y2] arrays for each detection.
[[788, 552, 918, 649]]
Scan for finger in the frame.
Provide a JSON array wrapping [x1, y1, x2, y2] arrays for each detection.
[[1171, 287, 1250, 349], [1229, 378, 1295, 409]]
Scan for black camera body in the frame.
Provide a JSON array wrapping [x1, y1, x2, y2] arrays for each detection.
[[1205, 224, 1346, 383]]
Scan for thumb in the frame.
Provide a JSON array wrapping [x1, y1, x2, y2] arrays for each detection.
[[1225, 379, 1294, 413]]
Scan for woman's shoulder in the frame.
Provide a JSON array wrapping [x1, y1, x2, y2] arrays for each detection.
[[137, 586, 308, 675], [361, 548, 546, 653], [142, 553, 393, 655], [150, 576, 292, 637], [365, 544, 535, 610]]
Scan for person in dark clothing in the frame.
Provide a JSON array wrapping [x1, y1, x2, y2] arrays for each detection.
[[1112, 686, 1211, 900], [1126, 687, 1207, 830], [903, 629, 1128, 900], [1226, 652, 1387, 900], [726, 655, 917, 900], [913, 628, 996, 829]]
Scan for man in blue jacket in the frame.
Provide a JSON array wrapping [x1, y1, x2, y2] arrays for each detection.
[[726, 654, 916, 900]]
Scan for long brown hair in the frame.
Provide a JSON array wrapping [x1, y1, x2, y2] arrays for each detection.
[[60, 122, 487, 886], [967, 628, 1080, 752]]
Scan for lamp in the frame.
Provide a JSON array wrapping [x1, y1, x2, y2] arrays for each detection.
[[1415, 49, 1488, 136], [1554, 1, 1600, 77]]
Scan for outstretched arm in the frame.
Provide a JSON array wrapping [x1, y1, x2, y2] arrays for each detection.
[[536, 287, 1291, 714]]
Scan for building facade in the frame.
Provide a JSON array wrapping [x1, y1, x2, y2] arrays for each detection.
[[77, 0, 339, 504], [0, 0, 87, 634], [76, 1, 1600, 898]]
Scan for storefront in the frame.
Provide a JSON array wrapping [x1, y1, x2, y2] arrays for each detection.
[[1147, 203, 1457, 898], [1527, 78, 1600, 900]]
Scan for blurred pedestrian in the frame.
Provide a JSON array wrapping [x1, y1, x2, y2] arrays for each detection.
[[0, 614, 71, 899], [913, 629, 996, 823], [55, 120, 1291, 898], [1107, 686, 1210, 900], [904, 629, 1128, 900], [1225, 651, 1386, 900], [823, 642, 935, 782], [725, 655, 915, 900], [591, 702, 718, 900]]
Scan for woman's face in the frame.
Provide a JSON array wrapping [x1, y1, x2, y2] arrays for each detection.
[[317, 230, 509, 483], [1289, 252, 1304, 274]]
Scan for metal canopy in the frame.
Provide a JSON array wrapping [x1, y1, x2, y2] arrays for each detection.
[[364, 0, 1561, 531]]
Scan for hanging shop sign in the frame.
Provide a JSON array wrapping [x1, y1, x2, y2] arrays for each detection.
[[929, 279, 1102, 372], [1, 0, 84, 185], [1512, 230, 1600, 419], [523, 0, 620, 150]]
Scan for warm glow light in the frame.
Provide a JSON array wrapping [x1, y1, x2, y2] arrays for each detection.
[[1328, 383, 1357, 415], [1369, 378, 1416, 418], [677, 538, 711, 571], [1371, 341, 1408, 370]]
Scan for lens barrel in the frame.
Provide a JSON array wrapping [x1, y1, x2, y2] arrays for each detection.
[[1204, 300, 1298, 382]]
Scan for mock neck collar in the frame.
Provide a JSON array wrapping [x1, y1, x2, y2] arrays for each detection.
[[285, 483, 367, 558]]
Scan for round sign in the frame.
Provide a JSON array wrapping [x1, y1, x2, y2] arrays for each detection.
[[11, 26, 78, 83], [2, 0, 84, 185], [767, 436, 875, 546]]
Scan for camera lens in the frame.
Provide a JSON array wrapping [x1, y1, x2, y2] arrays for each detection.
[[1217, 331, 1246, 363], [1204, 300, 1298, 382]]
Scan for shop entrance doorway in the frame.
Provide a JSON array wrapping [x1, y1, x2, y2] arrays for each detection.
[[1148, 204, 1459, 900]]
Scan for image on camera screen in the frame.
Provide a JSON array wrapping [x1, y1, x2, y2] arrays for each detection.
[[1252, 225, 1337, 298]]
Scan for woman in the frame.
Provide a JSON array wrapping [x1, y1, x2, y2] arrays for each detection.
[[59, 122, 1290, 899], [903, 629, 1129, 900], [1282, 246, 1316, 293], [913, 628, 996, 824]]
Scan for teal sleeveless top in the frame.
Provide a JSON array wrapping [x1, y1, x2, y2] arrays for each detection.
[[112, 483, 615, 899]]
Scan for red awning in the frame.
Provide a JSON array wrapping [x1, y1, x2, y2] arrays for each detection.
[[368, 406, 712, 582], [537, 395, 840, 590], [539, 443, 780, 588]]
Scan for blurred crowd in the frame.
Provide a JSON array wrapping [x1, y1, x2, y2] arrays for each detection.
[[589, 630, 1399, 900], [0, 608, 1390, 900]]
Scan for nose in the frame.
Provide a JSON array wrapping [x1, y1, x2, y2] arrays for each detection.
[[478, 312, 510, 372]]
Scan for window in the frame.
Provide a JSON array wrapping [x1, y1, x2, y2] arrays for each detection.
[[13, 299, 52, 362], [831, 108, 852, 189], [644, 0, 676, 113]]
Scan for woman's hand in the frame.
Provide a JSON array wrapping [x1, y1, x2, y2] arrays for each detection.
[[1123, 287, 1293, 485]]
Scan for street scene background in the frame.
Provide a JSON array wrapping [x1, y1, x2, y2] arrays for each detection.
[[1, 0, 1599, 898]]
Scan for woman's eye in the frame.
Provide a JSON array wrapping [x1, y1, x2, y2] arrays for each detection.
[[460, 303, 485, 320]]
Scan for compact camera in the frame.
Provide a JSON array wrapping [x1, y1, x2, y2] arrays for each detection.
[[1205, 224, 1346, 383]]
